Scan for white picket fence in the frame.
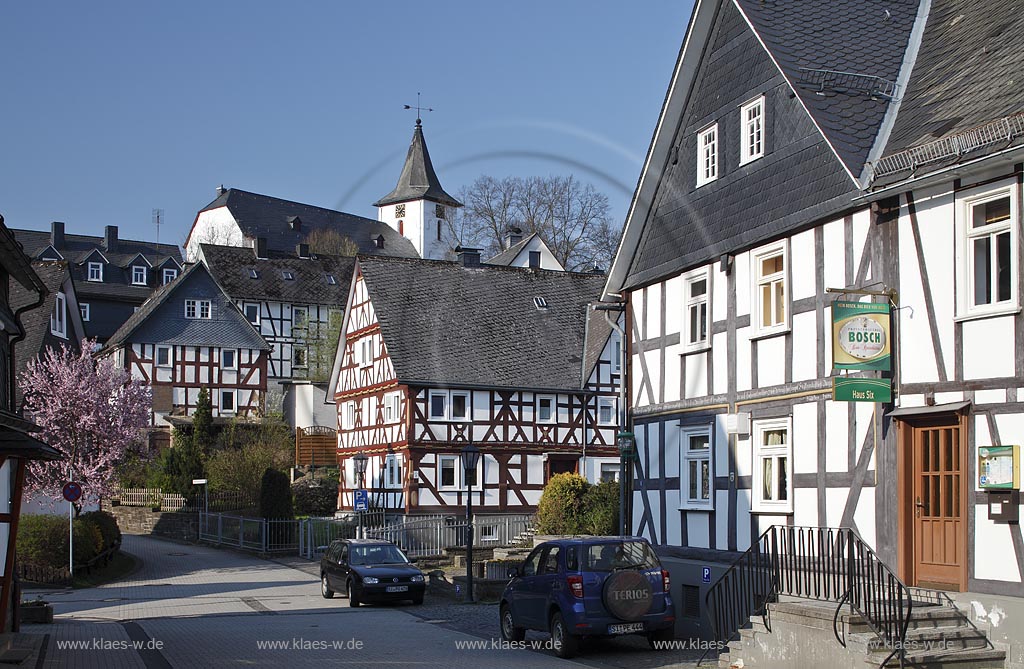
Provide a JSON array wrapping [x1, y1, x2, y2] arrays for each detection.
[[112, 487, 256, 512]]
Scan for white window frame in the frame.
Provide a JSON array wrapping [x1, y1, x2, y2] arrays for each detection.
[[132, 265, 147, 285], [293, 306, 308, 329], [599, 462, 619, 483], [596, 397, 616, 426], [428, 391, 448, 420], [384, 392, 401, 424], [155, 345, 172, 368], [683, 268, 710, 350], [611, 334, 622, 373], [162, 268, 178, 285], [221, 348, 237, 370], [956, 184, 1018, 319], [358, 338, 373, 368], [293, 345, 307, 368], [438, 455, 459, 490], [220, 389, 236, 414], [751, 241, 789, 336], [450, 391, 470, 421], [752, 417, 793, 513], [696, 123, 718, 187], [87, 262, 103, 282], [537, 395, 557, 424], [79, 303, 90, 322], [50, 292, 67, 338], [185, 299, 211, 320], [384, 454, 403, 489], [342, 401, 356, 430], [740, 96, 765, 164], [680, 426, 713, 510], [243, 303, 260, 326]]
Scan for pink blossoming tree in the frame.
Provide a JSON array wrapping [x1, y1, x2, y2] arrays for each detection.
[[20, 340, 152, 509]]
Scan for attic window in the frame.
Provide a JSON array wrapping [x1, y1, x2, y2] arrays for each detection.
[[533, 297, 548, 310], [282, 271, 295, 280], [326, 274, 337, 285], [248, 268, 259, 279], [374, 235, 385, 249], [288, 216, 302, 231]]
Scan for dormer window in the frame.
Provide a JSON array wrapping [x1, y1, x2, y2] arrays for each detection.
[[696, 123, 718, 187], [533, 296, 548, 310], [282, 271, 294, 281], [740, 96, 765, 164], [50, 292, 67, 338], [132, 265, 147, 285], [162, 268, 178, 285], [88, 262, 103, 282], [395, 204, 406, 218]]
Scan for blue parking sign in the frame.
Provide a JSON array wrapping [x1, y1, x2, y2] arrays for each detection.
[[702, 566, 711, 583], [354, 489, 368, 512]]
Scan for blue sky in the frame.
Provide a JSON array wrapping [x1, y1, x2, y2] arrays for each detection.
[[0, 1, 693, 247]]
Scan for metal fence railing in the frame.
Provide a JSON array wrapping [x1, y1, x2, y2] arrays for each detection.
[[363, 514, 534, 558], [199, 513, 299, 553]]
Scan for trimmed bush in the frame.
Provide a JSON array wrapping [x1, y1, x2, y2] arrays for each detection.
[[292, 476, 339, 517], [582, 481, 619, 536], [534, 473, 590, 535], [79, 511, 121, 552], [17, 515, 103, 569], [259, 468, 294, 520]]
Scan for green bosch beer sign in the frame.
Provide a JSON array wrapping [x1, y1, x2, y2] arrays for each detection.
[[832, 301, 891, 371], [833, 378, 892, 403]]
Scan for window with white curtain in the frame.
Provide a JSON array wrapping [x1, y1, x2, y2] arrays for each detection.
[[752, 417, 792, 512]]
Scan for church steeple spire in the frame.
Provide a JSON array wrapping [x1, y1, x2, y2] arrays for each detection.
[[373, 121, 462, 209]]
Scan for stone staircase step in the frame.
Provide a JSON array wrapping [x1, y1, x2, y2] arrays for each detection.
[[848, 627, 990, 654], [869, 647, 1006, 669]]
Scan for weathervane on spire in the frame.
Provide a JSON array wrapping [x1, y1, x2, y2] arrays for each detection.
[[403, 92, 433, 126]]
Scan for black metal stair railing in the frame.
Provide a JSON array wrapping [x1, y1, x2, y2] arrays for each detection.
[[701, 526, 913, 669]]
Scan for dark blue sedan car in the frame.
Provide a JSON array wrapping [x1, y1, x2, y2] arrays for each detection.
[[499, 536, 675, 658]]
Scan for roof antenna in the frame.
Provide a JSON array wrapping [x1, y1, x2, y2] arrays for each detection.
[[403, 92, 433, 126], [152, 208, 163, 245]]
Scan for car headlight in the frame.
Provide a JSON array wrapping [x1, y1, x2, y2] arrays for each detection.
[[411, 574, 425, 583], [362, 576, 379, 584]]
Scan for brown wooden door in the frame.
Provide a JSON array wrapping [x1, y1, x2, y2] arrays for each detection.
[[910, 419, 966, 590]]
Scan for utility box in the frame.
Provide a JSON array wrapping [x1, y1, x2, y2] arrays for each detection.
[[987, 490, 1020, 523], [978, 445, 1020, 490]]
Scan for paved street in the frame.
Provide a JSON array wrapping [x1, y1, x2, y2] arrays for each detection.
[[18, 535, 704, 669]]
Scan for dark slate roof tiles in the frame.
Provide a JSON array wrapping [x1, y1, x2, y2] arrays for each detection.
[[200, 244, 354, 306], [373, 122, 463, 209], [357, 256, 604, 390]]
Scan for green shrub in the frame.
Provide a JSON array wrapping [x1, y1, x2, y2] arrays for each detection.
[[534, 473, 590, 535], [79, 511, 121, 552], [582, 480, 619, 535], [17, 515, 103, 568], [259, 468, 294, 520]]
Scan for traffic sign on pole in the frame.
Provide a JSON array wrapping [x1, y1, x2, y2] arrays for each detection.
[[354, 489, 368, 512], [62, 481, 83, 503]]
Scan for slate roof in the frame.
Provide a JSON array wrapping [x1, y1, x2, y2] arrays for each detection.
[[877, 0, 1024, 158], [103, 263, 269, 352], [0, 216, 45, 292], [12, 228, 182, 269], [10, 262, 82, 409], [197, 189, 419, 258], [200, 244, 354, 306], [355, 256, 605, 391], [735, 0, 919, 181], [373, 122, 463, 209], [485, 233, 537, 267]]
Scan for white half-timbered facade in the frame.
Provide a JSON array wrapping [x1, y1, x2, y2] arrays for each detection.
[[102, 262, 270, 425], [603, 0, 1024, 616], [329, 256, 621, 514]]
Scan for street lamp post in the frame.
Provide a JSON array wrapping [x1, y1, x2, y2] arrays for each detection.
[[460, 443, 481, 602], [616, 432, 634, 536], [353, 452, 368, 539], [192, 478, 208, 540]]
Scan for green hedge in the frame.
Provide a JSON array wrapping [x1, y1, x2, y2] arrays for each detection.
[[535, 473, 619, 536], [17, 515, 105, 569], [79, 511, 122, 551]]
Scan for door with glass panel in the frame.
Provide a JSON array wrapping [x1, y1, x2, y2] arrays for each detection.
[[910, 418, 966, 590]]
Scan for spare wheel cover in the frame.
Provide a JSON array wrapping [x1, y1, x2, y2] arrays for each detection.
[[602, 570, 653, 621]]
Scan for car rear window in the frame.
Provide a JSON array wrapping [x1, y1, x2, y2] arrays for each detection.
[[584, 541, 660, 572]]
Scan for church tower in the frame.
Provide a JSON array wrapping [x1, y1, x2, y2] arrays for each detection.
[[374, 120, 462, 260]]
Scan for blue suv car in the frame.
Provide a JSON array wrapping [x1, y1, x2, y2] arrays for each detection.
[[499, 536, 675, 658]]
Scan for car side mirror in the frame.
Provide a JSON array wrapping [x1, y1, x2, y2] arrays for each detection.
[[408, 557, 417, 564], [508, 566, 520, 578]]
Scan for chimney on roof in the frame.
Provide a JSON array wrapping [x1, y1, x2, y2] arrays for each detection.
[[255, 237, 268, 259], [456, 245, 481, 267], [296, 243, 310, 258], [589, 260, 605, 275], [103, 225, 118, 252], [50, 221, 65, 248], [216, 184, 227, 196], [505, 226, 523, 250]]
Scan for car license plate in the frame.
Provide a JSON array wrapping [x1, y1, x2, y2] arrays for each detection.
[[608, 622, 644, 635], [386, 585, 409, 593]]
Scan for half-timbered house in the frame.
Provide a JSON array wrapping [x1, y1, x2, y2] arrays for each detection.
[[102, 263, 270, 427], [328, 252, 623, 514], [602, 0, 1024, 655], [197, 242, 354, 426], [0, 214, 61, 633], [12, 222, 183, 343]]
